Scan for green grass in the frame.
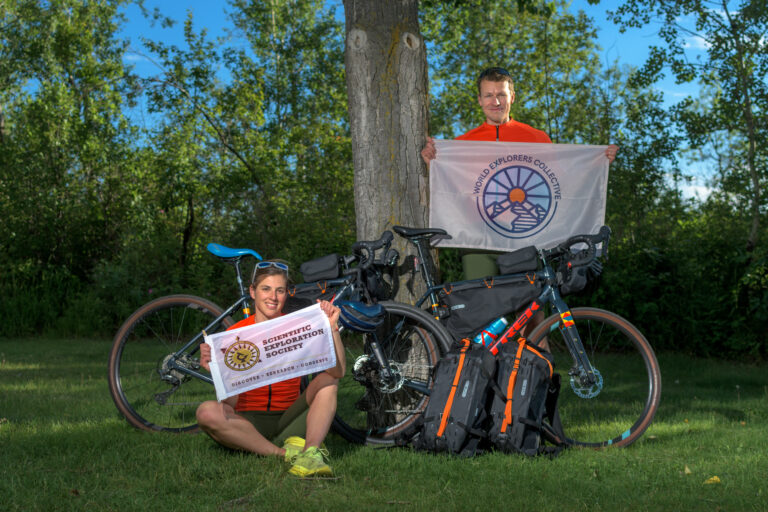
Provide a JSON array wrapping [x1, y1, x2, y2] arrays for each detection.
[[1, 338, 766, 511]]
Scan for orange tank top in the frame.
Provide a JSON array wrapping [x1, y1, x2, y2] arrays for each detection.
[[224, 315, 301, 412]]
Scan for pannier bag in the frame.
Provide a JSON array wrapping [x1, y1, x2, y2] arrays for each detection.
[[299, 253, 340, 282], [488, 338, 565, 455], [497, 246, 538, 274], [439, 275, 541, 340], [412, 339, 496, 456]]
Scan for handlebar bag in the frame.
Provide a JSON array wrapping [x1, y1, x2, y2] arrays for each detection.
[[558, 254, 603, 297], [497, 246, 538, 274], [299, 253, 340, 282], [439, 275, 541, 340]]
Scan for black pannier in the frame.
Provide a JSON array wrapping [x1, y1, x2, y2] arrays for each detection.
[[299, 253, 340, 282], [438, 275, 541, 340], [411, 339, 496, 456], [497, 246, 538, 274], [488, 339, 562, 455]]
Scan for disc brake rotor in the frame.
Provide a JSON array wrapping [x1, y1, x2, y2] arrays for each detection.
[[570, 367, 603, 398]]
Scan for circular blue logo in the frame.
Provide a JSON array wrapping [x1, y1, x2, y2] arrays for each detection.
[[477, 165, 557, 239]]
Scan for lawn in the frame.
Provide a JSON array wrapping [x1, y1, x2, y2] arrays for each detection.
[[1, 338, 765, 511]]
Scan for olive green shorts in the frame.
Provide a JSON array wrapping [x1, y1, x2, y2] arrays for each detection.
[[460, 250, 503, 280], [237, 392, 309, 446]]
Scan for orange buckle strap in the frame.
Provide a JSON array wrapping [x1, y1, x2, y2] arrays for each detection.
[[500, 339, 526, 432], [437, 339, 471, 438], [524, 342, 553, 377]]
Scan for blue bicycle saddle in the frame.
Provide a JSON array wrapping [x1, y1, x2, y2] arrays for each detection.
[[207, 243, 262, 261]]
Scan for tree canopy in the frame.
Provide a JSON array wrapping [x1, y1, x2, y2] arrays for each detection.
[[1, 0, 765, 357]]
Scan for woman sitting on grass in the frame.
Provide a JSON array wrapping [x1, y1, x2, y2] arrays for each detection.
[[196, 260, 345, 478]]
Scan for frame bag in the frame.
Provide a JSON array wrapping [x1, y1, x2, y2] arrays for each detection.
[[488, 338, 566, 456], [438, 275, 541, 341]]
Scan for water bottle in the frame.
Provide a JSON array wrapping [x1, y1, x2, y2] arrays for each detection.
[[472, 316, 509, 346]]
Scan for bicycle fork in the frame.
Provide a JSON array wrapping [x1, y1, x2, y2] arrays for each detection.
[[357, 318, 431, 396], [544, 288, 602, 397]]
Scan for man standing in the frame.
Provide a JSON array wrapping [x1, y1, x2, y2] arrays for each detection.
[[422, 66, 617, 279]]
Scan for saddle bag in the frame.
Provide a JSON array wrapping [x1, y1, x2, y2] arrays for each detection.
[[488, 338, 566, 456], [299, 253, 340, 282], [412, 339, 496, 456]]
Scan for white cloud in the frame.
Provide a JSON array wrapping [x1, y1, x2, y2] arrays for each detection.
[[682, 35, 711, 50], [123, 54, 149, 62], [680, 183, 713, 200]]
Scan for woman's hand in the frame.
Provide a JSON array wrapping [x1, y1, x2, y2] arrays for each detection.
[[199, 342, 212, 372], [318, 300, 340, 330], [318, 300, 346, 378]]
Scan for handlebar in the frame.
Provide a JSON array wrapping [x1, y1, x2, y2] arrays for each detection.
[[351, 231, 395, 271], [542, 226, 611, 267]]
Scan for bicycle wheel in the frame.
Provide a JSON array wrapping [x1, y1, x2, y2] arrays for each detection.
[[108, 295, 234, 433], [527, 307, 661, 448], [332, 301, 452, 445]]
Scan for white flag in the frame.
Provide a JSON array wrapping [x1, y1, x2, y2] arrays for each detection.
[[430, 140, 609, 251], [204, 303, 336, 402]]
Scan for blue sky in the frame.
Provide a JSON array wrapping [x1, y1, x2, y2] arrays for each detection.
[[118, 0, 705, 104]]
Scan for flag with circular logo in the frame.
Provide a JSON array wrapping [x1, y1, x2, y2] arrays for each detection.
[[430, 140, 609, 251], [204, 303, 336, 401]]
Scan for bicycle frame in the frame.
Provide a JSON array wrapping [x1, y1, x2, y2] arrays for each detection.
[[412, 255, 599, 389], [163, 295, 250, 386]]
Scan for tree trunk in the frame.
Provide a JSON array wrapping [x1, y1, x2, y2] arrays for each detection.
[[343, 0, 429, 302]]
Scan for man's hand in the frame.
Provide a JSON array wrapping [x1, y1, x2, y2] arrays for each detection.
[[421, 136, 436, 166], [199, 342, 211, 372], [605, 144, 619, 163]]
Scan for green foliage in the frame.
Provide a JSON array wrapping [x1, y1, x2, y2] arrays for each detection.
[[420, 0, 602, 143], [610, 0, 768, 252], [0, 0, 765, 358]]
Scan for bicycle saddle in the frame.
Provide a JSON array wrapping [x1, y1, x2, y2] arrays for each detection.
[[206, 243, 262, 261], [393, 226, 449, 238]]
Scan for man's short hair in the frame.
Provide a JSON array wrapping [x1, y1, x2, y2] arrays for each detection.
[[476, 67, 515, 95]]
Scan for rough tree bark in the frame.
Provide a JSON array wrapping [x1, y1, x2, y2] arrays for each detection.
[[343, 0, 429, 301]]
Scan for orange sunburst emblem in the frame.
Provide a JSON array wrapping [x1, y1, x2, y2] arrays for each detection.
[[224, 337, 260, 371]]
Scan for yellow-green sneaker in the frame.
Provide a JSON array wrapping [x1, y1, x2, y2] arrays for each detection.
[[282, 436, 306, 463], [288, 446, 333, 478]]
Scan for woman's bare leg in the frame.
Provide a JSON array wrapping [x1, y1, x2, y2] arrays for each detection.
[[195, 400, 283, 456]]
